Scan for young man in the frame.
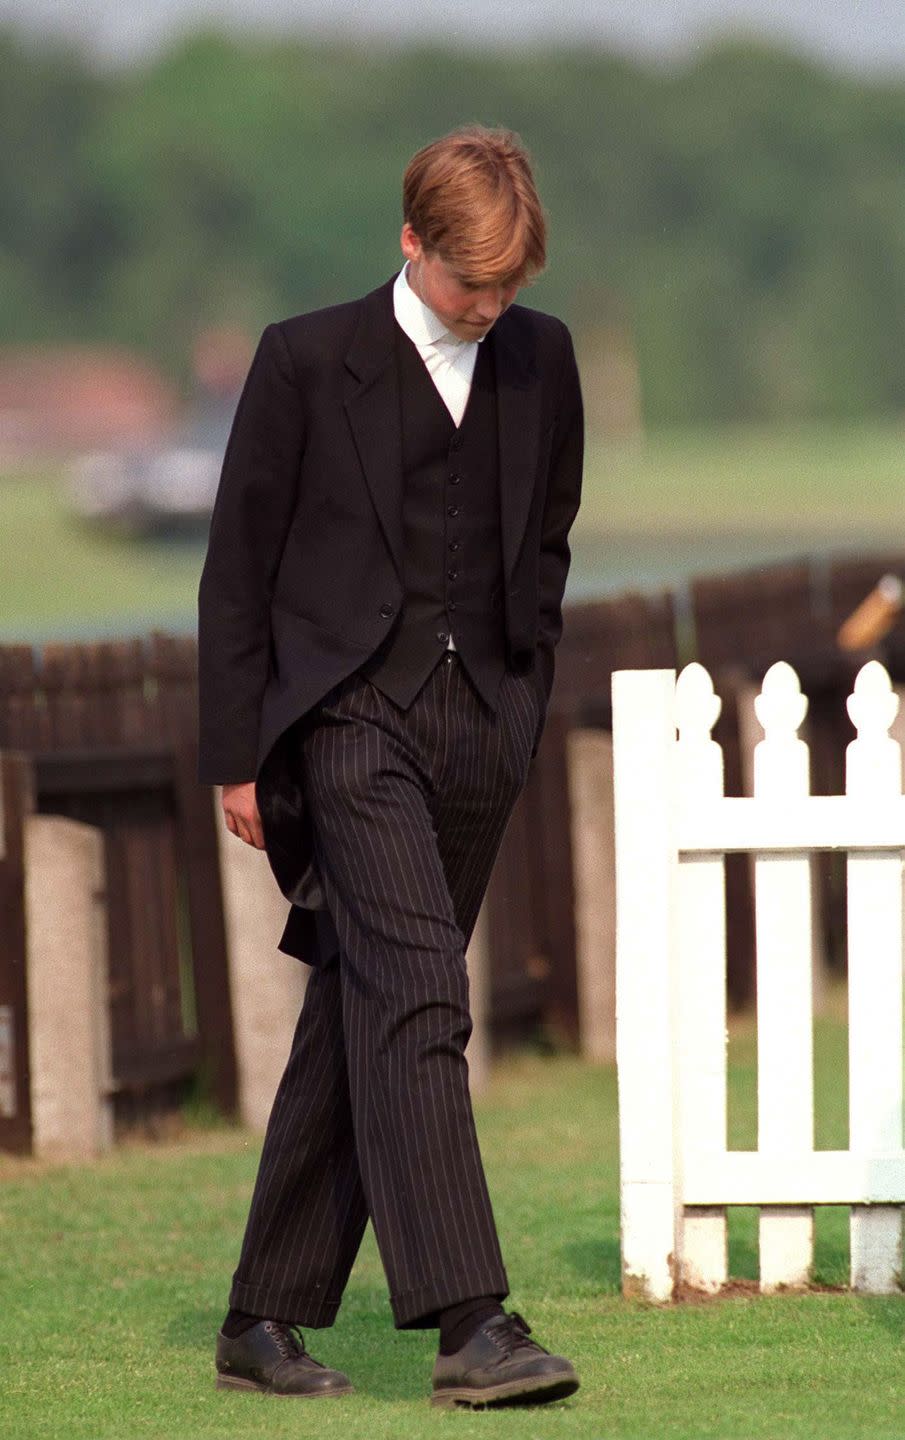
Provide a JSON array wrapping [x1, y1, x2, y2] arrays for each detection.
[[198, 124, 584, 1407]]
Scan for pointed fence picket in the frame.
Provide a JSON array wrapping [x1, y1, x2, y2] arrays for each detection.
[[845, 664, 904, 1289], [613, 658, 905, 1301], [753, 662, 814, 1290], [675, 664, 728, 1291]]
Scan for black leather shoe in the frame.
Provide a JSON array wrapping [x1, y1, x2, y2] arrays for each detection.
[[431, 1310, 579, 1408], [215, 1318, 353, 1398]]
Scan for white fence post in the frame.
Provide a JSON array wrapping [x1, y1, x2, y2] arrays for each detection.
[[613, 668, 679, 1301], [752, 662, 815, 1290], [675, 664, 728, 1291], [845, 662, 904, 1291]]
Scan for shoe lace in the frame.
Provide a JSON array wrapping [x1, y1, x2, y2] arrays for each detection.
[[263, 1320, 306, 1360], [491, 1311, 545, 1355]]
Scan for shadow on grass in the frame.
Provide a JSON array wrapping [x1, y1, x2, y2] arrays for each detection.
[[164, 1305, 227, 1353], [856, 1294, 905, 1344], [558, 1236, 622, 1290], [560, 1212, 862, 1295], [163, 1297, 435, 1402]]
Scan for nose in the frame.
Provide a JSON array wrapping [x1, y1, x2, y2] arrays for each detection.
[[474, 287, 509, 322]]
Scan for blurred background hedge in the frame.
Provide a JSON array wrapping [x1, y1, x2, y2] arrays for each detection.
[[6, 27, 905, 428]]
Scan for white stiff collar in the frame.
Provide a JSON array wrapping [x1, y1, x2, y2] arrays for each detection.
[[393, 262, 470, 349]]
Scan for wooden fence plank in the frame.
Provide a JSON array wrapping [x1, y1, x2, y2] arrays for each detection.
[[0, 647, 45, 751], [173, 743, 237, 1117], [0, 753, 35, 1153], [556, 591, 677, 726], [531, 709, 579, 1047]]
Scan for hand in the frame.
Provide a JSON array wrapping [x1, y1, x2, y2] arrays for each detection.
[[221, 780, 265, 849]]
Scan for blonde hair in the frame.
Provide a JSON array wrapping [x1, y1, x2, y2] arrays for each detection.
[[403, 125, 546, 286]]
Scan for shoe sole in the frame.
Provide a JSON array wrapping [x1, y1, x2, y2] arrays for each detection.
[[216, 1374, 354, 1399], [431, 1373, 579, 1408]]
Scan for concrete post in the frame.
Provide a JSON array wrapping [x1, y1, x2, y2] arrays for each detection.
[[214, 790, 308, 1132], [567, 728, 617, 1063], [215, 789, 493, 1119], [24, 814, 113, 1160], [465, 897, 491, 1097]]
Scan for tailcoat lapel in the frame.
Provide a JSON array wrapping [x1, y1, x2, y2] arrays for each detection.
[[343, 277, 405, 584], [492, 312, 542, 584]]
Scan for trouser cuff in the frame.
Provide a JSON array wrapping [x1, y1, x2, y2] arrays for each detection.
[[228, 1277, 342, 1329], [390, 1269, 510, 1330]]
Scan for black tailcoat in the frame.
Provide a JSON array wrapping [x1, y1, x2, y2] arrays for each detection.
[[197, 274, 583, 964]]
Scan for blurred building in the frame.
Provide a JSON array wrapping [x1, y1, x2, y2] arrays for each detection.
[[0, 346, 177, 467]]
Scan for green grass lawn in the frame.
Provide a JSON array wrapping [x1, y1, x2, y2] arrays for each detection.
[[2, 1004, 903, 1440], [5, 418, 905, 639]]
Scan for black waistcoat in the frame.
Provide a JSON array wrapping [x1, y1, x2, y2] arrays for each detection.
[[358, 321, 507, 710]]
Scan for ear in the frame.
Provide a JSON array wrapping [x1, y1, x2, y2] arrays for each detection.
[[400, 222, 423, 264]]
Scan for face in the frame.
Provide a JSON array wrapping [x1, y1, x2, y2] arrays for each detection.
[[400, 223, 520, 341]]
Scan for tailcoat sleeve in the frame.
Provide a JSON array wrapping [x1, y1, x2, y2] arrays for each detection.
[[197, 321, 305, 784], [532, 322, 584, 743]]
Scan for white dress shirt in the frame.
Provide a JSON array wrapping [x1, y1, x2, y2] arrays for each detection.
[[392, 263, 481, 427]]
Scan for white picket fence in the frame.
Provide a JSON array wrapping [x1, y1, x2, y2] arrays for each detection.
[[612, 659, 905, 1300]]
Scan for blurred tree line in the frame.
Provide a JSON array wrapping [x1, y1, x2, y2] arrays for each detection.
[[4, 26, 905, 427]]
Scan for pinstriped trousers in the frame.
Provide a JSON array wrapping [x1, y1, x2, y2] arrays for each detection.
[[228, 650, 541, 1330]]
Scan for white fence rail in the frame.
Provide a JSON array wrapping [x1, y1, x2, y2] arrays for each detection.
[[612, 659, 905, 1300]]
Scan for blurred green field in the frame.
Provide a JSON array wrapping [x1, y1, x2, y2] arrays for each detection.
[[0, 465, 207, 638], [4, 419, 905, 639], [576, 418, 905, 595], [585, 419, 905, 536]]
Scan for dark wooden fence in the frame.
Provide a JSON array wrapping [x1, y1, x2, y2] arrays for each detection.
[[695, 554, 905, 1002], [489, 588, 678, 1047], [687, 554, 905, 1001], [2, 549, 901, 1129], [499, 550, 905, 1030], [0, 635, 235, 1141]]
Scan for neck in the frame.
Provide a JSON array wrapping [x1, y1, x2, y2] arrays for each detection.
[[405, 259, 428, 308]]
